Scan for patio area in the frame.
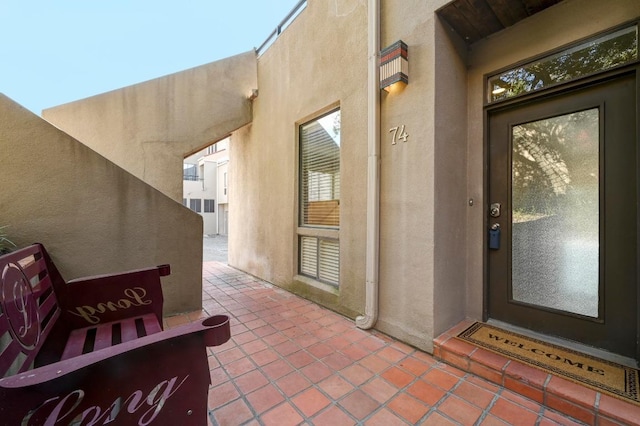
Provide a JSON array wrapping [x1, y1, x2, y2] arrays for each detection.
[[165, 261, 585, 426]]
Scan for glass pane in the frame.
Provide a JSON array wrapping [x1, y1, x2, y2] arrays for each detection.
[[489, 25, 637, 103], [318, 239, 340, 286], [300, 236, 318, 277], [511, 109, 599, 317], [300, 110, 341, 227]]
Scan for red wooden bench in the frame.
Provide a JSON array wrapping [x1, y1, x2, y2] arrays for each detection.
[[0, 243, 230, 425]]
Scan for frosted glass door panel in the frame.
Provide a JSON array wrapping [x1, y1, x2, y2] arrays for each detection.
[[511, 109, 599, 317]]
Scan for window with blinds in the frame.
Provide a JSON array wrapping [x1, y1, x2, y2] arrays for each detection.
[[300, 110, 340, 227], [299, 236, 340, 286], [298, 109, 340, 287]]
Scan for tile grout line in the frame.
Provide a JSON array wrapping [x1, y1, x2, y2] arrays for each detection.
[[206, 267, 608, 426], [206, 281, 387, 424], [216, 298, 433, 421], [215, 277, 438, 424], [354, 349, 427, 425], [472, 381, 503, 426], [207, 272, 394, 422], [412, 366, 471, 425]]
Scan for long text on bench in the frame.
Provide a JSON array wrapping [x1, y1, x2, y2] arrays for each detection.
[[68, 287, 153, 324]]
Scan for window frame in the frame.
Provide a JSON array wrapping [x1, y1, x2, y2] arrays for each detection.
[[204, 199, 215, 213], [298, 108, 341, 229], [296, 106, 341, 288], [485, 21, 640, 106], [189, 198, 201, 213]]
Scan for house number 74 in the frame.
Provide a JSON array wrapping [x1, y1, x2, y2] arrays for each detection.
[[389, 125, 409, 144]]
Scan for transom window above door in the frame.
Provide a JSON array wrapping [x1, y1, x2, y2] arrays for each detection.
[[487, 23, 638, 103]]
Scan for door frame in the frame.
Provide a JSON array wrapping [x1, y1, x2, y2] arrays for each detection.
[[482, 60, 640, 360]]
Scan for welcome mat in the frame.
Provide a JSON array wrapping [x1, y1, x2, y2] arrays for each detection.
[[456, 322, 640, 406]]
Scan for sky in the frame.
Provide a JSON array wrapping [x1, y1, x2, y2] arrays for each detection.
[[0, 0, 301, 114]]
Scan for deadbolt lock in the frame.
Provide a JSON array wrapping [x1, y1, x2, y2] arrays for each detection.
[[490, 203, 501, 218]]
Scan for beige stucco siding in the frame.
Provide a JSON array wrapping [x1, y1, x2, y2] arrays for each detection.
[[43, 51, 257, 201], [1, 95, 203, 315], [230, 0, 368, 319], [231, 0, 462, 352], [375, 0, 469, 351], [432, 14, 469, 340], [378, 1, 436, 351]]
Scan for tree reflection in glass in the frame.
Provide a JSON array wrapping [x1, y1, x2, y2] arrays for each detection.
[[511, 109, 600, 318], [489, 26, 637, 103]]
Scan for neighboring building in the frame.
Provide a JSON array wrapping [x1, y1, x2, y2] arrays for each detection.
[[42, 0, 640, 370], [183, 139, 230, 235], [217, 157, 230, 236]]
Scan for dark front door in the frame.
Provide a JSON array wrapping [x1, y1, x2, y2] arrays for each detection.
[[488, 73, 638, 359]]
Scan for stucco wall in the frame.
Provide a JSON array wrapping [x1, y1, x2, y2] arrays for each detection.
[[43, 51, 257, 201], [230, 0, 464, 352], [229, 0, 368, 319], [1, 95, 203, 315], [465, 0, 640, 321], [230, 0, 640, 353], [432, 14, 469, 339], [375, 0, 468, 351]]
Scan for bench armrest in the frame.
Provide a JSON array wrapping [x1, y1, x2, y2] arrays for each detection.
[[0, 315, 230, 425], [58, 265, 170, 328]]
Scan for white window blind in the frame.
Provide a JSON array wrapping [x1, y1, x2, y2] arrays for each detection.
[[300, 236, 318, 277], [299, 236, 339, 287], [300, 110, 340, 228], [318, 239, 339, 284]]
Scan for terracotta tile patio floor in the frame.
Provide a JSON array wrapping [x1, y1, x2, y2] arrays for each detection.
[[165, 261, 593, 426]]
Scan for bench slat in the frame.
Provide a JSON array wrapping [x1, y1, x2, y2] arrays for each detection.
[[0, 306, 61, 376], [37, 287, 57, 322], [20, 257, 46, 283], [61, 314, 163, 360], [120, 318, 139, 342], [20, 258, 50, 296], [0, 338, 27, 377], [0, 317, 10, 337], [32, 273, 53, 296], [93, 324, 113, 351], [142, 314, 162, 335], [61, 329, 88, 360]]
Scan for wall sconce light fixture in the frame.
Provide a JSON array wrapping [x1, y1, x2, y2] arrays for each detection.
[[380, 40, 408, 91]]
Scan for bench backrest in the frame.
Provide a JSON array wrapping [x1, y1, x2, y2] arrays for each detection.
[[0, 244, 60, 377]]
